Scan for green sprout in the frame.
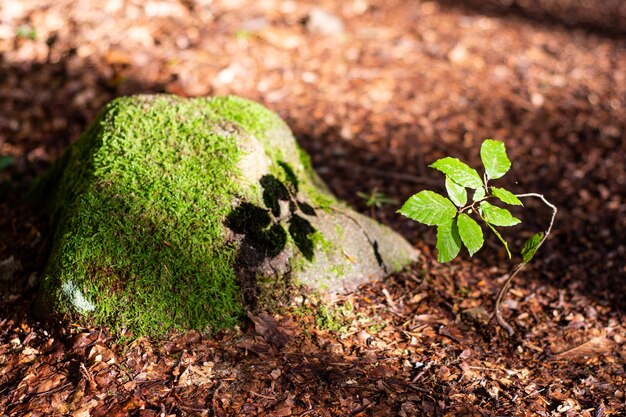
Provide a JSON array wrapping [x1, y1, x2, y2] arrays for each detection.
[[358, 188, 398, 219], [357, 188, 398, 209], [234, 30, 251, 41], [16, 25, 37, 40]]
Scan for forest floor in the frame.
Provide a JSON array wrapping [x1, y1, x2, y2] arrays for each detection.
[[1, 0, 625, 416]]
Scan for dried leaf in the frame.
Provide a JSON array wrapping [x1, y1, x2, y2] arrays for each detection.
[[247, 312, 294, 348], [413, 314, 443, 324], [272, 405, 293, 416], [555, 336, 616, 360], [177, 362, 214, 387], [438, 325, 467, 343], [236, 337, 272, 355], [88, 344, 115, 365], [36, 372, 66, 394], [72, 399, 99, 417]]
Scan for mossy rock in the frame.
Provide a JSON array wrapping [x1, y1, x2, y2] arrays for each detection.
[[35, 95, 417, 337]]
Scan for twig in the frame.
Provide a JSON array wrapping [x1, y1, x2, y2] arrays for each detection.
[[411, 362, 432, 383], [212, 380, 224, 415], [80, 362, 98, 392], [491, 193, 557, 336], [178, 404, 211, 413], [382, 287, 399, 313], [249, 390, 277, 400], [34, 382, 73, 397]]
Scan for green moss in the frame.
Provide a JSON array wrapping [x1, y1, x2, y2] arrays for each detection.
[[37, 95, 261, 337], [328, 264, 347, 278], [209, 96, 286, 144], [214, 96, 333, 208], [296, 146, 336, 208], [310, 230, 332, 253], [334, 223, 345, 240], [314, 301, 356, 334], [210, 96, 335, 211], [315, 305, 343, 332], [355, 314, 387, 334], [277, 161, 299, 191]]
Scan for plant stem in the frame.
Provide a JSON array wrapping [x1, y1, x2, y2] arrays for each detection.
[[492, 263, 525, 336], [491, 193, 557, 336], [458, 195, 489, 214]]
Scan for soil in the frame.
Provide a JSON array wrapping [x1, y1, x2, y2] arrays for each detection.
[[1, 0, 625, 416]]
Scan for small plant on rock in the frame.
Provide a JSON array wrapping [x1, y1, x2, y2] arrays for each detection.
[[357, 187, 398, 218], [398, 139, 556, 335]]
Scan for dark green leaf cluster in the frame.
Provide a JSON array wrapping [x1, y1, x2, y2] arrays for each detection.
[[399, 139, 535, 263]]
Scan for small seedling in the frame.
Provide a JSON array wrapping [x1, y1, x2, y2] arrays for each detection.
[[358, 188, 399, 219], [398, 139, 556, 335], [357, 188, 398, 209], [234, 30, 252, 41], [16, 25, 37, 40]]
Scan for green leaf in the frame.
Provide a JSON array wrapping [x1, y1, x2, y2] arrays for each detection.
[[430, 157, 483, 189], [480, 139, 511, 180], [491, 187, 523, 206], [0, 156, 12, 171], [445, 177, 467, 207], [473, 187, 486, 201], [478, 202, 521, 227], [521, 232, 544, 263], [457, 213, 484, 256], [436, 219, 462, 262], [485, 222, 512, 258], [398, 190, 457, 226]]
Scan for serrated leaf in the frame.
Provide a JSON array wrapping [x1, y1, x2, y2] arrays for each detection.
[[398, 190, 457, 226], [473, 187, 486, 201], [436, 219, 462, 262], [485, 222, 512, 258], [480, 139, 511, 180], [478, 202, 521, 227], [457, 213, 484, 256], [491, 187, 523, 206], [445, 177, 467, 207], [430, 157, 483, 189], [521, 231, 544, 263]]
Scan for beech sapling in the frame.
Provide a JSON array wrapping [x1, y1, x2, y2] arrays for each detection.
[[398, 139, 556, 335]]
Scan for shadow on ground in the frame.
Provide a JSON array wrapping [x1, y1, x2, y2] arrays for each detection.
[[433, 0, 626, 38]]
